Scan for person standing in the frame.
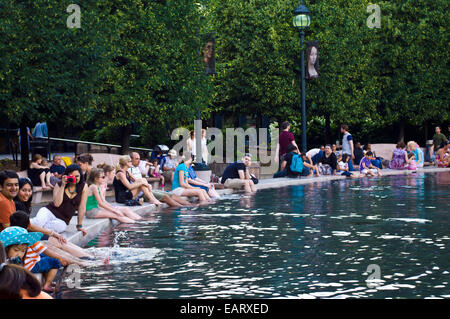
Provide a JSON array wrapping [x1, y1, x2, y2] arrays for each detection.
[[276, 121, 299, 167], [429, 126, 447, 162], [340, 124, 355, 171]]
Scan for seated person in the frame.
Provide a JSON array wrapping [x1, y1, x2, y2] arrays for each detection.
[[353, 142, 364, 167], [0, 241, 52, 299], [338, 154, 358, 178], [49, 155, 66, 186], [360, 151, 382, 177], [407, 141, 424, 168], [148, 158, 165, 187], [114, 155, 162, 206], [220, 154, 257, 193], [172, 152, 211, 202], [0, 226, 61, 293], [435, 141, 450, 168], [28, 154, 53, 190], [318, 145, 338, 175], [274, 144, 312, 178], [115, 155, 188, 207], [406, 152, 417, 171], [161, 149, 178, 184], [86, 168, 142, 224], [75, 154, 93, 182], [389, 141, 408, 169], [187, 164, 220, 198], [129, 152, 152, 179], [306, 147, 324, 165]]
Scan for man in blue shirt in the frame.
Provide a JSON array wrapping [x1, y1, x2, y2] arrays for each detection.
[[341, 124, 355, 171], [221, 154, 256, 193]]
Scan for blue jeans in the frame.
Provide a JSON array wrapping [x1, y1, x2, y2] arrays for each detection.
[[31, 254, 62, 273], [189, 183, 209, 192], [274, 169, 288, 178], [371, 159, 382, 169]]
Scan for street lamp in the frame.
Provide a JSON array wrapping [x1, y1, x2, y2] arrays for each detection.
[[293, 1, 310, 153]]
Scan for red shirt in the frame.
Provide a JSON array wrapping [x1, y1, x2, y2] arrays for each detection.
[[279, 131, 295, 156], [0, 192, 16, 231]]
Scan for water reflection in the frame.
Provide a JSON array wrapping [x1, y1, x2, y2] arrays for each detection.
[[60, 172, 450, 299]]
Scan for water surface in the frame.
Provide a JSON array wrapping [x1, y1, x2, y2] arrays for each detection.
[[59, 172, 450, 299]]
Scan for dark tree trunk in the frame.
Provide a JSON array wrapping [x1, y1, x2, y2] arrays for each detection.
[[325, 113, 332, 144], [120, 124, 132, 155], [20, 123, 30, 171], [398, 120, 405, 143]]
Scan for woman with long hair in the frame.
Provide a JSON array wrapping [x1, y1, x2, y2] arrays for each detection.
[[86, 167, 141, 223]]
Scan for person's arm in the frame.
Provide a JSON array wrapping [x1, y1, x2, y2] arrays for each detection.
[[76, 184, 88, 236], [117, 171, 141, 190], [274, 143, 280, 163], [27, 223, 66, 244], [93, 185, 115, 213], [52, 180, 66, 207], [349, 140, 354, 160], [418, 151, 423, 164]]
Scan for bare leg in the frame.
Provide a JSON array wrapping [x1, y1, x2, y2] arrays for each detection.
[[48, 237, 92, 258], [117, 206, 142, 220], [39, 171, 49, 189], [160, 195, 182, 207], [170, 194, 192, 206], [43, 269, 58, 292], [95, 210, 136, 224], [140, 185, 162, 205], [44, 246, 90, 266]]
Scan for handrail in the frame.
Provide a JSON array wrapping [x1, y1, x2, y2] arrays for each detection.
[[29, 137, 153, 160]]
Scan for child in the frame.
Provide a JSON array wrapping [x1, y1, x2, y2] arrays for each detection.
[[149, 158, 165, 188], [359, 151, 382, 177], [338, 154, 355, 177], [0, 226, 61, 293], [407, 152, 417, 171], [0, 241, 52, 299]]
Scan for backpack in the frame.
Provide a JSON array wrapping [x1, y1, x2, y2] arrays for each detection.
[[289, 152, 304, 173]]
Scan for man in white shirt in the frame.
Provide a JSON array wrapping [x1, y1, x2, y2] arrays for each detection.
[[129, 152, 150, 179]]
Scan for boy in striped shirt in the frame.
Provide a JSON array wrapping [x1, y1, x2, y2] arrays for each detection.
[[9, 212, 64, 293]]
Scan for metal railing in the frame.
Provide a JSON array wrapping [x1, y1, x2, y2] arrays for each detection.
[[10, 136, 153, 162]]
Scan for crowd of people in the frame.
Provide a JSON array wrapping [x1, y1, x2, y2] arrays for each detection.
[[1, 123, 449, 298], [273, 122, 450, 179]]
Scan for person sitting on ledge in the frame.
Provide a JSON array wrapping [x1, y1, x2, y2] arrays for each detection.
[[360, 151, 382, 177], [113, 155, 162, 206], [28, 154, 53, 190], [187, 163, 221, 198], [171, 152, 211, 203], [221, 154, 256, 193], [389, 141, 408, 170], [49, 155, 65, 186], [435, 141, 450, 168], [318, 145, 338, 175], [274, 144, 312, 178], [75, 154, 93, 182], [86, 168, 142, 223]]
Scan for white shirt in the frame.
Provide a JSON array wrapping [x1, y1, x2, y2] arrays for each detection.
[[128, 165, 143, 180], [306, 148, 321, 158]]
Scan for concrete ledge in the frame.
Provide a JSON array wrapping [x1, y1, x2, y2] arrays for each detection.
[[65, 203, 161, 247]]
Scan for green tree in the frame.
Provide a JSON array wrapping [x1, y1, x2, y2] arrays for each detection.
[[0, 1, 107, 169]]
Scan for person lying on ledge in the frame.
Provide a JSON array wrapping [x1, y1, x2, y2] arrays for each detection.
[[221, 154, 256, 193]]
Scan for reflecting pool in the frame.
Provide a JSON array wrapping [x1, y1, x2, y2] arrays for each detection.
[[59, 172, 449, 299]]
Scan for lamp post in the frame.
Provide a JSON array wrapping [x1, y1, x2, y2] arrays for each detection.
[[293, 1, 311, 153]]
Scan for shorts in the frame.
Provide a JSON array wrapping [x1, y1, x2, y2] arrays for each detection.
[[171, 187, 185, 196], [85, 207, 101, 218], [361, 168, 378, 175], [223, 178, 248, 189], [31, 255, 62, 274], [116, 190, 133, 204], [152, 189, 172, 200], [189, 183, 209, 192]]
